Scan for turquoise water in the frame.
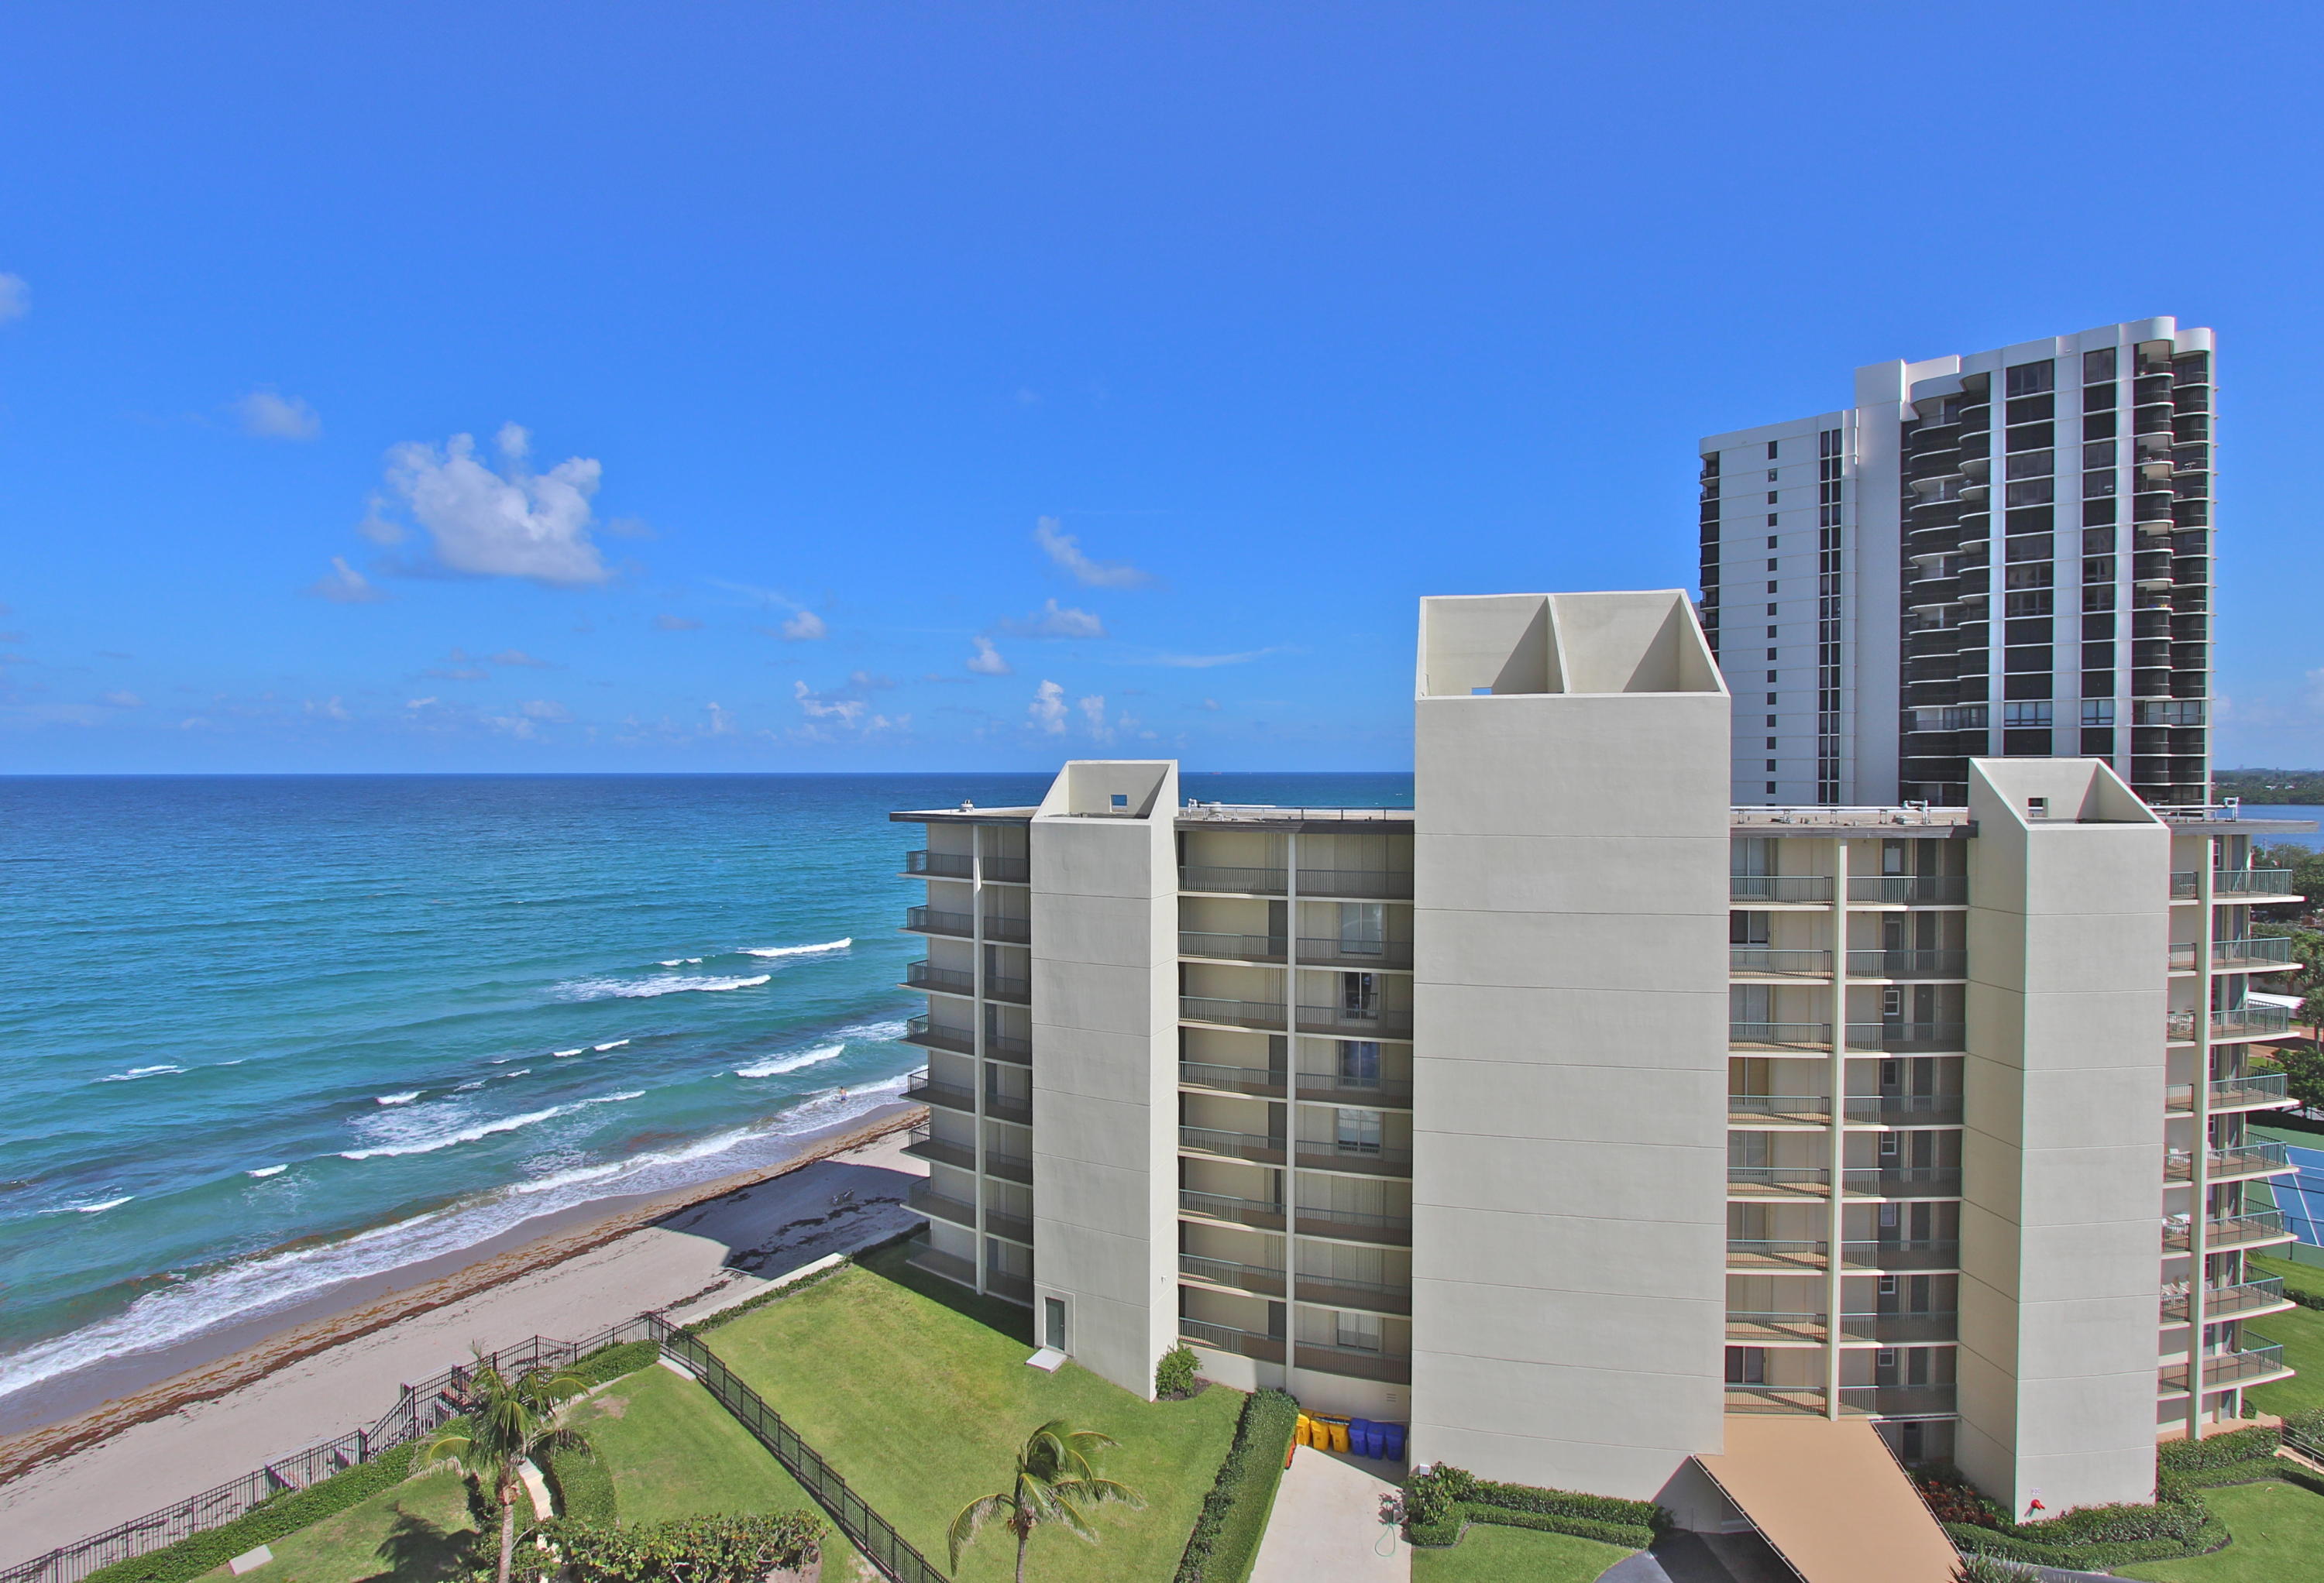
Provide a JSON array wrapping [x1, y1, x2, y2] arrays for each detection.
[[0, 771, 1410, 1407]]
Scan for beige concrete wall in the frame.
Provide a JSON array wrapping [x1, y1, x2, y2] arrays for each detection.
[[1409, 592, 1731, 1499], [1956, 758, 2168, 1514], [1030, 761, 1181, 1397]]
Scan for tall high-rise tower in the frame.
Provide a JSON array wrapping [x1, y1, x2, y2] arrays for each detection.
[[1698, 318, 2216, 808]]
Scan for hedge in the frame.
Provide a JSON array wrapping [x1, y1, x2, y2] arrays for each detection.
[[1174, 1389, 1300, 1583], [569, 1338, 662, 1389], [1944, 1482, 2225, 1571], [1404, 1465, 1664, 1552], [80, 1440, 427, 1583], [543, 1432, 618, 1525]]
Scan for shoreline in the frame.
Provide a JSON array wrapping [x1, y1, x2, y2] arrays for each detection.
[[0, 1101, 925, 1492]]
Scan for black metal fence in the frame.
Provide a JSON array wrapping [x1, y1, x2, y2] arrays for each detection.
[[655, 1319, 947, 1583], [0, 1314, 663, 1583]]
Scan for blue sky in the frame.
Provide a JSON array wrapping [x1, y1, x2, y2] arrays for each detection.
[[2, 4, 2320, 772]]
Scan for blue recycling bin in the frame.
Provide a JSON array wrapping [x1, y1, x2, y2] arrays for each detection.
[[1384, 1422, 1407, 1461], [1348, 1417, 1373, 1456]]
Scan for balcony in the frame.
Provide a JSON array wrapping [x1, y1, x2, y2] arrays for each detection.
[[1843, 1094, 1965, 1126], [1179, 1060, 1285, 1098], [986, 974, 1031, 1005], [900, 1125, 976, 1173], [1731, 875, 1834, 904], [2163, 1278, 2288, 1324], [2164, 1209, 2288, 1252], [1296, 1071, 1415, 1107], [982, 915, 1033, 946], [987, 1031, 1033, 1065], [1724, 1386, 1830, 1417], [1180, 1125, 1285, 1166], [1293, 1203, 1413, 1246], [2178, 1004, 2295, 1042], [1844, 1022, 1967, 1052], [906, 1183, 977, 1230], [1294, 1272, 1413, 1317], [1180, 931, 1287, 965], [2215, 867, 2300, 898], [984, 1091, 1033, 1127], [1179, 1189, 1286, 1233], [1293, 1340, 1414, 1384], [2160, 1342, 2289, 1394], [1298, 869, 1415, 901], [1842, 1239, 1961, 1271], [985, 1147, 1034, 1186], [1728, 1166, 1832, 1197], [904, 1015, 975, 1056], [985, 857, 1032, 884], [1728, 1239, 1829, 1270], [2173, 1072, 2293, 1111], [904, 850, 975, 879], [1727, 1310, 1826, 1342], [1837, 1311, 1958, 1344], [985, 1269, 1034, 1307], [905, 906, 975, 939], [906, 1073, 978, 1115], [1180, 1252, 1286, 1300], [1179, 1317, 1287, 1365], [1180, 864, 1288, 896], [905, 960, 975, 997], [1297, 1004, 1415, 1039], [2213, 937, 2296, 971], [1298, 937, 1416, 970], [985, 1207, 1035, 1245], [1731, 1022, 1834, 1052], [1838, 1384, 1958, 1418], [1847, 875, 1968, 905], [1729, 1094, 1833, 1125], [1294, 1139, 1414, 1177], [1845, 949, 1968, 979], [906, 1241, 978, 1288], [1180, 995, 1287, 1032], [1843, 1166, 1963, 1198], [2164, 1142, 2292, 1182], [1731, 947, 1834, 978]]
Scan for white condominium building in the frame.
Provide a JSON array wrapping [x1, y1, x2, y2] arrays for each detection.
[[1698, 318, 2216, 810], [892, 591, 2302, 1526]]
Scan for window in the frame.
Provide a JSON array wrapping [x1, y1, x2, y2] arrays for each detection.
[[2004, 450, 2054, 480], [2081, 527, 2116, 555], [2003, 644, 2052, 671], [2003, 702, 2053, 726], [1338, 902, 1385, 956], [2005, 478, 2054, 506], [2005, 591, 2054, 616], [1767, 441, 1779, 459], [1043, 1297, 1067, 1351], [1766, 557, 1777, 571], [2083, 470, 2117, 498], [2084, 347, 2118, 383], [2082, 440, 2117, 470], [1109, 793, 1128, 809], [1766, 491, 1778, 504], [2083, 555, 2116, 583], [2006, 422, 2054, 452], [2004, 394, 2054, 424], [2004, 533, 2053, 562], [1726, 1346, 1768, 1386], [1336, 1311, 1384, 1352], [2082, 410, 2116, 441], [2006, 359, 2055, 397], [1338, 1041, 1381, 1086], [1339, 972, 1379, 1020], [2081, 727, 2115, 755], [2082, 584, 2116, 613], [2081, 699, 2116, 726], [1335, 1107, 1384, 1155], [2082, 379, 2116, 410], [1730, 911, 1771, 946], [2003, 561, 2054, 589], [1766, 469, 1777, 482]]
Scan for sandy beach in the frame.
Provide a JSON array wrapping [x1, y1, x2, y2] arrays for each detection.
[[0, 1106, 930, 1570]]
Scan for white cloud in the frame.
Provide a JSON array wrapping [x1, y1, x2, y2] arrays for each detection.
[[356, 495, 405, 545], [406, 696, 439, 709], [794, 679, 866, 726], [1033, 517, 1155, 589], [705, 702, 734, 735], [1030, 679, 1067, 734], [381, 424, 609, 586], [779, 610, 827, 640], [100, 690, 143, 709], [1150, 647, 1281, 668], [305, 696, 352, 721], [1200, 698, 1221, 711], [1078, 693, 1112, 743], [1001, 599, 1107, 640], [521, 699, 569, 721], [236, 390, 321, 441], [655, 613, 705, 631], [967, 637, 1012, 675], [305, 556, 387, 604], [0, 274, 26, 324], [490, 649, 549, 668]]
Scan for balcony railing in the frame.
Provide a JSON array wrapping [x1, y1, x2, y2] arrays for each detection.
[[1728, 1094, 1833, 1123], [1180, 1253, 1287, 1299], [2169, 940, 2200, 972], [2209, 1072, 2291, 1110], [1296, 1004, 1415, 1039], [1731, 1022, 1834, 1051], [986, 1269, 1034, 1306], [1180, 1126, 1284, 1164], [1845, 949, 1968, 979], [1727, 1239, 1829, 1269], [2213, 936, 2295, 970], [1298, 937, 1416, 969], [982, 915, 1033, 945], [1293, 1203, 1414, 1245], [904, 850, 975, 879], [1294, 1139, 1414, 1176], [2171, 870, 2202, 899], [985, 1209, 1034, 1245], [1180, 931, 1287, 963], [1843, 1166, 1963, 1197], [1292, 1339, 1413, 1384], [1841, 1238, 1961, 1271], [904, 1015, 975, 1056], [1837, 1311, 1958, 1343], [983, 857, 1032, 884], [1724, 1386, 1829, 1416], [1296, 1071, 1415, 1105], [906, 1073, 978, 1114], [986, 974, 1030, 1004], [1848, 875, 1968, 905], [1298, 869, 1415, 900], [1838, 1384, 1958, 1417], [1730, 875, 1834, 904], [899, 1125, 975, 1173], [2214, 868, 2299, 898], [1727, 1166, 1832, 1194], [2160, 1342, 2288, 1392], [1179, 1060, 1285, 1097], [985, 1147, 1034, 1185], [987, 1030, 1032, 1064], [1731, 947, 1834, 977], [2164, 1209, 2286, 1252], [905, 1184, 977, 1229], [1178, 1190, 1286, 1231], [906, 1241, 978, 1287], [904, 960, 975, 996], [2162, 1278, 2286, 1323], [1843, 1094, 1965, 1125], [1181, 995, 1287, 1032], [2164, 1141, 2291, 1180], [1179, 865, 1288, 895], [1726, 1310, 1826, 1341], [1179, 1317, 1286, 1365], [2175, 1004, 2295, 1041], [1844, 1022, 1967, 1052], [905, 906, 975, 939], [985, 1092, 1033, 1127], [1293, 1272, 1413, 1316]]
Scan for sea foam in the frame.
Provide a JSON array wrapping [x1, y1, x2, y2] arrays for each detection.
[[735, 1044, 844, 1079], [557, 973, 770, 1000], [374, 1092, 420, 1106], [742, 938, 851, 959], [594, 1039, 630, 1052], [246, 1165, 290, 1179], [98, 1064, 183, 1083]]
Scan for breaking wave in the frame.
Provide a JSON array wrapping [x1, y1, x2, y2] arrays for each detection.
[[742, 939, 851, 959], [735, 1045, 844, 1079]]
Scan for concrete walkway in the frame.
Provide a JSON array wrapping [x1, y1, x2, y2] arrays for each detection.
[[1250, 1445, 1408, 1582]]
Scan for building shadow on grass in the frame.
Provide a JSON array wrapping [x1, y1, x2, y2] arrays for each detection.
[[854, 1238, 1035, 1347], [363, 1508, 476, 1583]]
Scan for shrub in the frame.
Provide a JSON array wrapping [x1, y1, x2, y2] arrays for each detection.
[[1954, 1556, 2041, 1583], [1914, 1469, 2004, 1529], [81, 1441, 429, 1583], [541, 1434, 617, 1525], [2159, 1424, 2281, 1472], [1174, 1389, 1299, 1583], [569, 1338, 662, 1389], [1403, 1465, 1662, 1552], [515, 1514, 824, 1583], [1154, 1345, 1202, 1401]]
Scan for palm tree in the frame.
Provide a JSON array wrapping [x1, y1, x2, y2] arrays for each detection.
[[947, 1420, 1143, 1581], [420, 1354, 589, 1583]]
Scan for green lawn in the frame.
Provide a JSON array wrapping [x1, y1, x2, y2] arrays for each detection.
[[702, 1245, 1245, 1583], [2243, 1254, 2324, 1418], [2117, 1480, 2324, 1581], [1410, 1525, 1635, 1583], [568, 1362, 870, 1578], [205, 1468, 477, 1583]]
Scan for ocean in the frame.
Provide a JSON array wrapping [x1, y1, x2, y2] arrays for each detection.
[[0, 771, 1411, 1416]]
